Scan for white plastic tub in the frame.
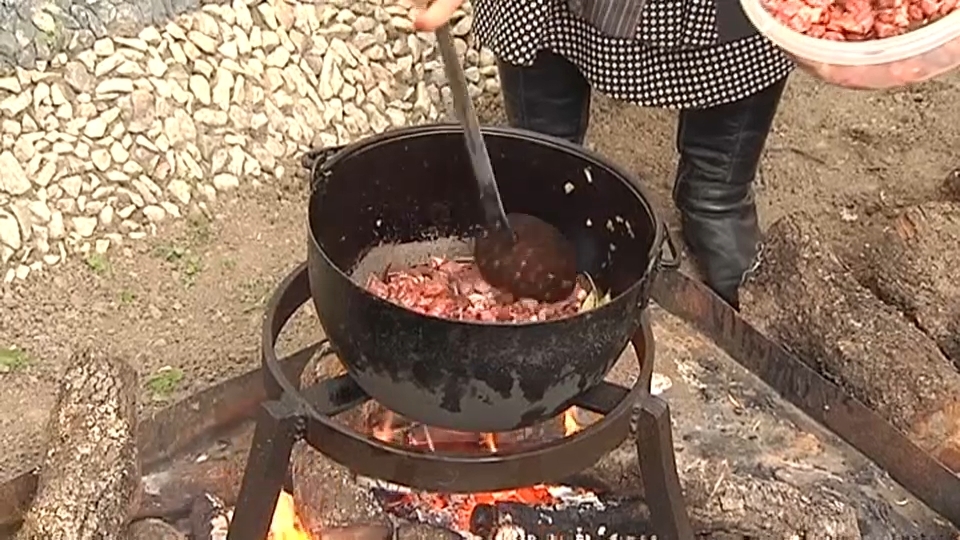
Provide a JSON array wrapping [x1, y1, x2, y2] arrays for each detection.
[[739, 0, 960, 89]]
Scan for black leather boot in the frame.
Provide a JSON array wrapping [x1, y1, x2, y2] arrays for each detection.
[[673, 77, 788, 309], [497, 51, 592, 144]]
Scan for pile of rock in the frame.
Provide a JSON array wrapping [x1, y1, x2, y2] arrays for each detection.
[[0, 0, 501, 283]]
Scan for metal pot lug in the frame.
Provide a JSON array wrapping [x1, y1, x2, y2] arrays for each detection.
[[303, 144, 348, 193], [658, 228, 681, 271]]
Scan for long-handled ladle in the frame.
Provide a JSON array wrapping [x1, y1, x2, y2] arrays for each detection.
[[435, 25, 578, 303]]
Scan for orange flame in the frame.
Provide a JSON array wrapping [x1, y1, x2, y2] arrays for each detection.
[[260, 408, 590, 540], [269, 491, 312, 540], [372, 410, 395, 443], [482, 432, 498, 453], [373, 407, 591, 531], [563, 408, 582, 436]]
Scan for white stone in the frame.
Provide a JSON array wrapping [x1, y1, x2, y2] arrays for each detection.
[[99, 204, 115, 226], [0, 210, 21, 252], [142, 205, 166, 222], [83, 116, 109, 138], [48, 211, 65, 239], [0, 76, 21, 93], [96, 77, 135, 94], [110, 141, 130, 163], [71, 216, 98, 237], [0, 151, 31, 195], [91, 148, 112, 171], [213, 173, 239, 191], [0, 92, 31, 116], [167, 179, 192, 205], [189, 75, 212, 105]]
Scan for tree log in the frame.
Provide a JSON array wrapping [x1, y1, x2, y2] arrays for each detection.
[[741, 213, 960, 471], [291, 354, 391, 535], [15, 349, 140, 540], [466, 474, 860, 540], [127, 518, 186, 540], [835, 202, 960, 366], [189, 492, 231, 540], [685, 471, 861, 539]]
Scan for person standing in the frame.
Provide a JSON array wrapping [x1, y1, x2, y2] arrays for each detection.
[[413, 0, 793, 308]]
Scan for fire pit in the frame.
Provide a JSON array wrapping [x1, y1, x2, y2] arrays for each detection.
[[224, 126, 688, 539], [225, 263, 693, 540]]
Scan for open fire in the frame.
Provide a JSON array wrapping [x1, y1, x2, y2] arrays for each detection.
[[266, 405, 604, 540], [359, 404, 604, 536], [262, 405, 603, 540], [268, 492, 311, 540]]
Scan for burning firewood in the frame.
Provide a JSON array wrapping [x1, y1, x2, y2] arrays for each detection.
[[189, 492, 231, 540], [292, 356, 395, 536], [468, 499, 654, 539], [15, 348, 140, 540], [187, 489, 394, 540]]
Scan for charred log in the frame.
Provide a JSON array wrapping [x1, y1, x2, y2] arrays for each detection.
[[318, 524, 395, 540], [127, 518, 187, 540], [189, 492, 231, 540], [464, 473, 860, 540], [135, 428, 253, 521], [468, 499, 653, 539], [834, 202, 960, 366], [15, 349, 140, 540], [741, 213, 960, 471], [291, 354, 391, 534]]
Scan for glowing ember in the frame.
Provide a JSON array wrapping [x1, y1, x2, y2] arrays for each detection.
[[363, 404, 597, 535], [269, 491, 311, 540], [382, 484, 570, 533]]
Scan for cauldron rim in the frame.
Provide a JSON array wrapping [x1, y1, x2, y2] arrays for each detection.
[[307, 123, 667, 328]]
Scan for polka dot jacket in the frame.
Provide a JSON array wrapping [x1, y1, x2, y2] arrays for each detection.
[[472, 0, 796, 110]]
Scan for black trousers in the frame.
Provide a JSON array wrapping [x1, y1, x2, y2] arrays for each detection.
[[497, 51, 788, 307]]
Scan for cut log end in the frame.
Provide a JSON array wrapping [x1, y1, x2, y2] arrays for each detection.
[[742, 213, 960, 470], [15, 348, 140, 540]]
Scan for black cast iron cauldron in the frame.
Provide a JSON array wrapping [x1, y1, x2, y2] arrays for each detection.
[[306, 124, 675, 433]]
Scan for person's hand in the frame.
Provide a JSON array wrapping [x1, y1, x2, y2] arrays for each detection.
[[411, 0, 464, 31]]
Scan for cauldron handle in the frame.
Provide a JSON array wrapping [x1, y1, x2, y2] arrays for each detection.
[[302, 144, 348, 192], [658, 227, 680, 270], [636, 225, 679, 312]]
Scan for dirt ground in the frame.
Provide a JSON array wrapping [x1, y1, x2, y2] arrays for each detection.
[[1, 68, 959, 514]]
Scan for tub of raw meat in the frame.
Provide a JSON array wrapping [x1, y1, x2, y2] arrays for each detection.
[[740, 0, 960, 88]]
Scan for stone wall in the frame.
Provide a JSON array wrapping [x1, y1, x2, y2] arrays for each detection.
[[0, 0, 501, 282]]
